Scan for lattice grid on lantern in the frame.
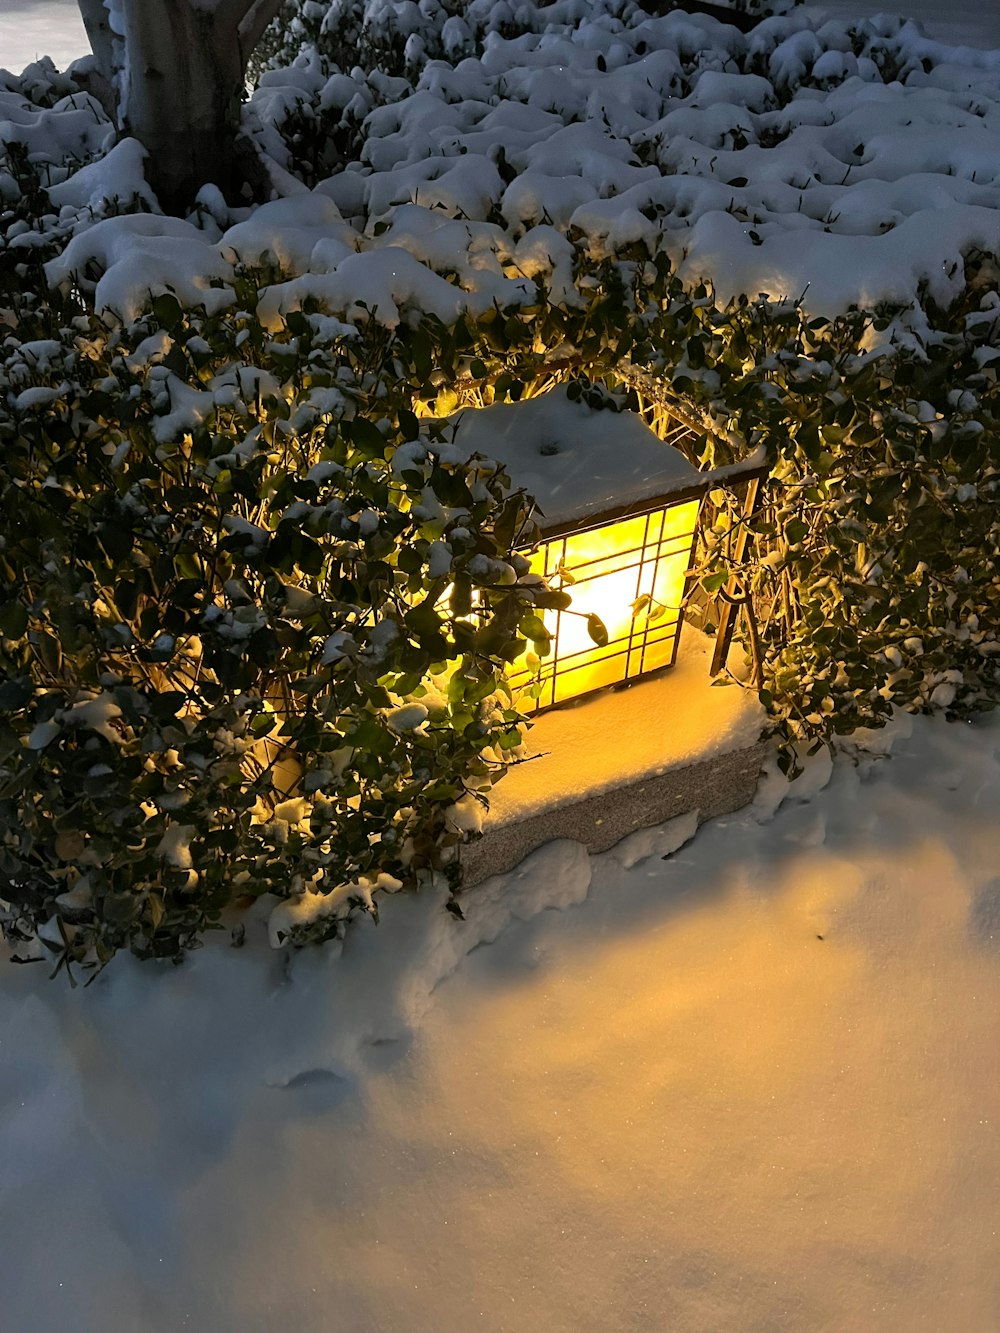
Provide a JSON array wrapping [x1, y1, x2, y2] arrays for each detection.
[[432, 383, 764, 713], [508, 502, 701, 709]]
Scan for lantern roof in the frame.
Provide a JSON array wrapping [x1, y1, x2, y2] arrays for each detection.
[[439, 385, 708, 535]]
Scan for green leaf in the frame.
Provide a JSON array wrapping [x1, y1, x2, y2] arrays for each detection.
[[533, 589, 572, 612], [298, 537, 324, 577], [34, 630, 62, 673], [686, 335, 706, 369], [345, 417, 386, 459], [785, 518, 809, 546], [114, 579, 140, 621], [248, 628, 279, 668], [474, 619, 510, 655], [151, 691, 187, 719], [98, 524, 133, 564], [586, 614, 609, 647], [147, 892, 165, 930], [0, 677, 33, 711], [285, 311, 310, 337], [702, 570, 729, 596], [450, 576, 473, 617], [152, 292, 182, 331], [496, 635, 526, 663], [0, 601, 28, 638], [139, 606, 160, 640], [397, 545, 423, 575], [518, 612, 551, 644], [103, 892, 139, 925]]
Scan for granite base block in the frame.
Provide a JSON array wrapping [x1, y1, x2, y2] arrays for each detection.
[[461, 739, 767, 887]]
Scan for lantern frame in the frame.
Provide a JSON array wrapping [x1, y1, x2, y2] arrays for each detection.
[[509, 482, 711, 711], [436, 386, 767, 712]]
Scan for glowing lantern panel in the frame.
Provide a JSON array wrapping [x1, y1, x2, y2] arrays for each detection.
[[509, 501, 701, 709], [434, 385, 761, 713]]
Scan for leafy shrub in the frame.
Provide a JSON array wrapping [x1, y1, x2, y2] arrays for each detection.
[[652, 270, 1000, 763], [2, 19, 998, 974], [249, 0, 804, 89], [0, 274, 568, 975], [3, 230, 999, 972]]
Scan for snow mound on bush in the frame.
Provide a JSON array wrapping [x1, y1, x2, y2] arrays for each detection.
[[12, 5, 1000, 326]]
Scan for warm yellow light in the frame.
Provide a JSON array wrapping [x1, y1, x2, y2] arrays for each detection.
[[510, 500, 701, 710]]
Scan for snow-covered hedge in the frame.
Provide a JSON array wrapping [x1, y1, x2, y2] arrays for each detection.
[[675, 277, 1000, 758], [1, 1, 998, 972], [250, 0, 801, 90], [0, 262, 570, 974]]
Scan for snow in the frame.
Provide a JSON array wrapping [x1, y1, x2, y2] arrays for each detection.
[[3, 710, 1000, 1330], [257, 243, 501, 331], [444, 790, 487, 835], [3, 2, 1000, 1327], [609, 805, 699, 869], [156, 822, 195, 871], [263, 7, 1000, 319], [267, 870, 402, 948], [12, 1, 1000, 327], [46, 136, 155, 212], [45, 214, 235, 324], [62, 692, 123, 743], [217, 192, 358, 271], [805, 0, 1000, 50], [443, 385, 705, 530], [12, 384, 63, 411], [385, 701, 430, 733], [489, 626, 764, 826]]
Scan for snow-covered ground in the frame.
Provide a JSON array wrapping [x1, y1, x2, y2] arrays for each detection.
[[3, 712, 999, 1331]]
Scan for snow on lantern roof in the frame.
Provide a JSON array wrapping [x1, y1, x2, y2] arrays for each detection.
[[437, 385, 708, 535]]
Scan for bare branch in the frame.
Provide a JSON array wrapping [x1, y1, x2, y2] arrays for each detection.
[[236, 0, 287, 66], [213, 0, 279, 49]]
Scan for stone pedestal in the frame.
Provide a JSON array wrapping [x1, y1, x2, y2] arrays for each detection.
[[460, 629, 766, 887]]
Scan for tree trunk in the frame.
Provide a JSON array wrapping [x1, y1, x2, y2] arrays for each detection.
[[118, 0, 251, 212], [75, 0, 120, 118], [78, 0, 116, 80], [76, 0, 285, 213]]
